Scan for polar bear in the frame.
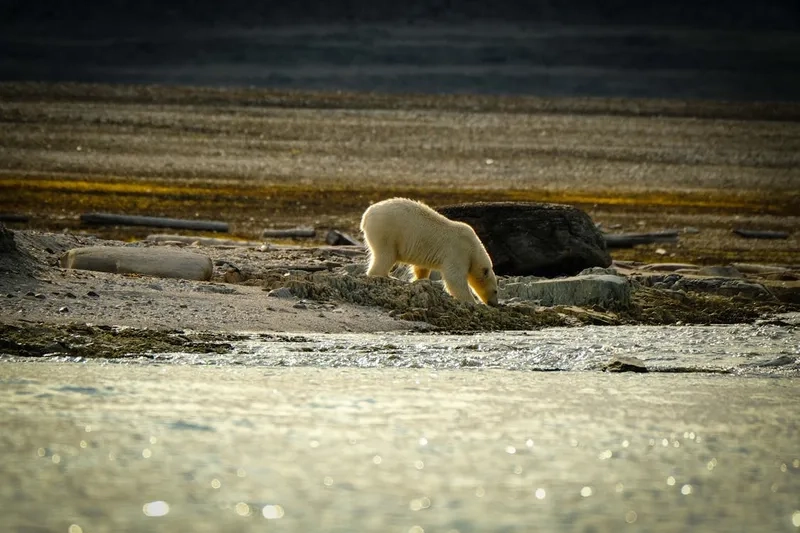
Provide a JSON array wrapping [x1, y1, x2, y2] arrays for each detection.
[[360, 197, 499, 306]]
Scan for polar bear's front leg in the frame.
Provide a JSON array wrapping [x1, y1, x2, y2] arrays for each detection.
[[441, 266, 477, 303]]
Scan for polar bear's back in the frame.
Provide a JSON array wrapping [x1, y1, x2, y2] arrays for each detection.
[[360, 197, 476, 268]]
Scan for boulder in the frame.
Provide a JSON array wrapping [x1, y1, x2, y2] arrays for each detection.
[[671, 277, 775, 301], [60, 246, 213, 281], [437, 202, 611, 277], [500, 273, 631, 309]]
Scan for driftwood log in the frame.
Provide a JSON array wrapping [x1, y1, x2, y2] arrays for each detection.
[[0, 214, 29, 223], [604, 230, 680, 248], [146, 234, 262, 247], [81, 212, 229, 232], [733, 229, 789, 240], [60, 246, 214, 281]]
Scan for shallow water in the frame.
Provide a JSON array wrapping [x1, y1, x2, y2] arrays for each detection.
[[144, 323, 800, 375], [1, 363, 799, 533]]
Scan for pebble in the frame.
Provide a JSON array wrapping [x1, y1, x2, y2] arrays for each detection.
[[603, 356, 649, 373]]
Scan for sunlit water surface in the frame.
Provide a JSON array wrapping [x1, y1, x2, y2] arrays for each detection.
[[1, 323, 798, 532]]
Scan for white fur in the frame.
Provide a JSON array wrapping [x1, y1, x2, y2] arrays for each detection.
[[360, 198, 498, 305]]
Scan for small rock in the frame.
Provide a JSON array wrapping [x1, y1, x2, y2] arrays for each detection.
[[293, 302, 308, 309], [267, 287, 294, 299], [603, 356, 648, 373], [86, 291, 100, 298], [34, 293, 46, 300], [698, 265, 744, 278], [65, 292, 77, 298], [655, 248, 667, 255], [58, 306, 69, 313]]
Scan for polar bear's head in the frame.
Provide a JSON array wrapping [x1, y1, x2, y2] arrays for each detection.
[[469, 264, 499, 306]]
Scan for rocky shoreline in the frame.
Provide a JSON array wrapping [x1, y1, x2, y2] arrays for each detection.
[[1, 225, 797, 360]]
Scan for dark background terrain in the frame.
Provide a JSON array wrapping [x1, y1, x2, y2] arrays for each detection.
[[2, 0, 799, 100]]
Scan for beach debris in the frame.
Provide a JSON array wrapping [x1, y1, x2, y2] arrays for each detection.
[[603, 356, 648, 373], [60, 246, 213, 281], [733, 229, 789, 239], [437, 202, 611, 277], [262, 227, 316, 239], [81, 212, 229, 232], [604, 230, 680, 248], [326, 229, 363, 247]]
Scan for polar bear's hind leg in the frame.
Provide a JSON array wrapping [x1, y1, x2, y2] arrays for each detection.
[[412, 266, 431, 280], [365, 240, 397, 277]]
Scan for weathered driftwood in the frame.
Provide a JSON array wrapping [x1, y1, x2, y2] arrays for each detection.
[[146, 234, 261, 247], [258, 244, 366, 255], [733, 229, 789, 239], [81, 212, 229, 232], [262, 227, 316, 239], [60, 246, 213, 281], [437, 202, 610, 277], [268, 264, 332, 272], [638, 262, 698, 272], [604, 230, 679, 248], [0, 213, 29, 223], [326, 229, 363, 247]]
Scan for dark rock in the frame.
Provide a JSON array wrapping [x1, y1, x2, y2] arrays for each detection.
[[698, 265, 744, 278], [671, 277, 775, 301], [437, 202, 611, 277], [0, 223, 16, 253], [326, 229, 363, 247], [603, 356, 649, 373]]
